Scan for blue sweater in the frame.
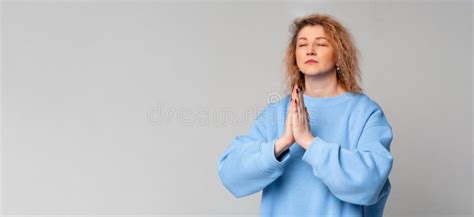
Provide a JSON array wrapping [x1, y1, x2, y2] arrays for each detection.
[[217, 92, 394, 217]]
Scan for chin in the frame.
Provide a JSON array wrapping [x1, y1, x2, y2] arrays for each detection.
[[301, 67, 333, 76], [301, 69, 323, 76]]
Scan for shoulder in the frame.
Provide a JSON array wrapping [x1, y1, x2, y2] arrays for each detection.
[[350, 92, 382, 110], [349, 92, 392, 128]]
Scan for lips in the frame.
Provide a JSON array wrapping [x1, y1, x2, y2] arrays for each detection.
[[305, 59, 318, 64]]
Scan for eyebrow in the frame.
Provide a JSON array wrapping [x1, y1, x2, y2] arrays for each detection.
[[297, 37, 328, 41]]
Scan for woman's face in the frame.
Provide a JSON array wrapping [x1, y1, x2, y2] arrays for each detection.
[[295, 25, 337, 76]]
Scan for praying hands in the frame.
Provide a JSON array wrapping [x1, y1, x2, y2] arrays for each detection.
[[275, 84, 315, 157]]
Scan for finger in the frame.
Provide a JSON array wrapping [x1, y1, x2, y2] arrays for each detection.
[[290, 95, 296, 125], [300, 87, 306, 110], [294, 97, 299, 125], [299, 89, 309, 124], [292, 84, 298, 102], [288, 97, 294, 125], [288, 106, 293, 127], [290, 98, 296, 128], [305, 107, 311, 130], [305, 106, 310, 123], [290, 85, 297, 118], [285, 105, 290, 125], [298, 97, 306, 125], [299, 101, 304, 124], [290, 91, 296, 113], [297, 85, 303, 114], [297, 86, 304, 122]]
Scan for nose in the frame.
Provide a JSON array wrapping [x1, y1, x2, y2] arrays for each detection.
[[306, 44, 316, 55]]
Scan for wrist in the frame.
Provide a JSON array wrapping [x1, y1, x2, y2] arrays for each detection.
[[300, 135, 315, 150], [276, 137, 294, 155], [277, 136, 293, 146]]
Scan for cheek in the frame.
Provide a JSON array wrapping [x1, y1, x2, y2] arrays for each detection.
[[295, 51, 304, 63], [319, 50, 335, 62]]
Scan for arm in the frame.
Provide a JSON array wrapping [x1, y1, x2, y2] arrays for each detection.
[[217, 105, 292, 198], [301, 107, 394, 206]]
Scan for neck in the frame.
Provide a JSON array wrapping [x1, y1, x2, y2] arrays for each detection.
[[303, 70, 346, 98]]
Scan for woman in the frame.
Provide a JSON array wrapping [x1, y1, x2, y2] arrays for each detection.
[[217, 13, 394, 217]]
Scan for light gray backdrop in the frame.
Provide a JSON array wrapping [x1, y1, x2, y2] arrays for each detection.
[[1, 0, 472, 216]]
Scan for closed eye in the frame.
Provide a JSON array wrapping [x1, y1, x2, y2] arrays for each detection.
[[298, 44, 327, 47]]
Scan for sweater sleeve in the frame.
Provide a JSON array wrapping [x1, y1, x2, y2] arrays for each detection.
[[217, 105, 292, 198], [301, 107, 394, 206]]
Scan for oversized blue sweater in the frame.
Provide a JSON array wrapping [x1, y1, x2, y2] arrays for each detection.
[[217, 92, 394, 217]]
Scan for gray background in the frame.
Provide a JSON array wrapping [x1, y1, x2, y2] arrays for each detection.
[[1, 0, 472, 216]]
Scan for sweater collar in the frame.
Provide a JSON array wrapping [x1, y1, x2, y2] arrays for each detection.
[[301, 91, 353, 108]]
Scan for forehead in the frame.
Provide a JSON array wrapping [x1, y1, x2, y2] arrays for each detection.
[[297, 25, 327, 39]]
